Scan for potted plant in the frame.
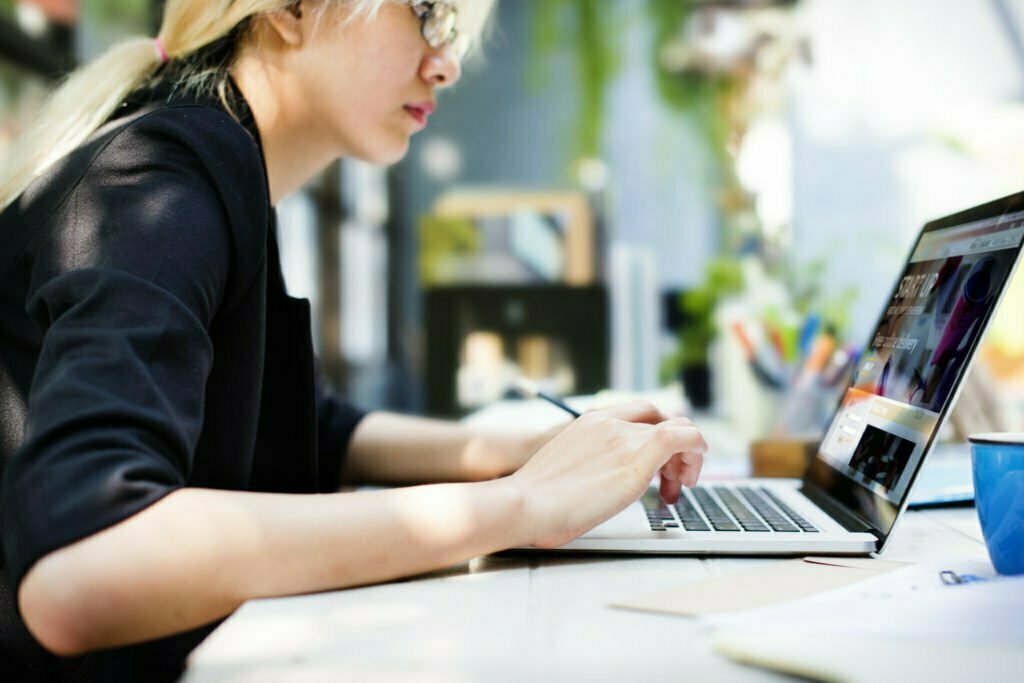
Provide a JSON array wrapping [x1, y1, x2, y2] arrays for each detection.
[[662, 257, 744, 409]]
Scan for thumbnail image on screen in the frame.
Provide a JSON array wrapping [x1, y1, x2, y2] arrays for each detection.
[[847, 425, 917, 491]]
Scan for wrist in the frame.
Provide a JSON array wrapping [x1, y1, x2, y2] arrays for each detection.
[[460, 432, 527, 481], [479, 476, 532, 549]]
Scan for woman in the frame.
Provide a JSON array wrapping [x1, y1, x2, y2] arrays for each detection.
[[0, 1, 706, 680]]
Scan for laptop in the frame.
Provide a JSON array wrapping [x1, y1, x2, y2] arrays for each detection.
[[537, 190, 1024, 556]]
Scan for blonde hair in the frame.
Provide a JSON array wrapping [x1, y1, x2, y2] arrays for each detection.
[[0, 0, 495, 212]]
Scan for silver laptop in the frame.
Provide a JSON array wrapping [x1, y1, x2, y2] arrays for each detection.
[[537, 190, 1024, 556]]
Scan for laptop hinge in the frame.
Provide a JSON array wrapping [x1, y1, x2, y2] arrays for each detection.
[[800, 484, 878, 537]]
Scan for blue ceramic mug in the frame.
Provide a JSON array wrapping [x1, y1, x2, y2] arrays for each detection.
[[968, 433, 1024, 576]]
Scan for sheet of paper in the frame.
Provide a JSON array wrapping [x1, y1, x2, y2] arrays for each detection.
[[712, 559, 1024, 645], [714, 632, 1024, 683], [610, 556, 912, 617], [711, 561, 1024, 682]]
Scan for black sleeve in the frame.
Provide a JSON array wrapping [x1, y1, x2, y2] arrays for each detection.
[[0, 112, 244, 590], [314, 372, 367, 491]]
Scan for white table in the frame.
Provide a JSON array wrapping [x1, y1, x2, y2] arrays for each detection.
[[180, 506, 989, 682]]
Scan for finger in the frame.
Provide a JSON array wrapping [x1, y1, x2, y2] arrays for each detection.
[[596, 400, 668, 425], [647, 426, 708, 469], [659, 457, 683, 504], [660, 454, 681, 481], [661, 450, 704, 500], [675, 450, 705, 488], [666, 407, 693, 419]]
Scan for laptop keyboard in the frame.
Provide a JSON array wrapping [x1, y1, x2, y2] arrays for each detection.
[[643, 486, 819, 533], [757, 487, 820, 532], [693, 487, 741, 531]]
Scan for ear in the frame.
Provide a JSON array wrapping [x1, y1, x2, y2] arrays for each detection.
[[264, 2, 306, 47]]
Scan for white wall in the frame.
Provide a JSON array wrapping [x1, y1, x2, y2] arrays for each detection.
[[603, 5, 720, 291], [790, 0, 1024, 344]]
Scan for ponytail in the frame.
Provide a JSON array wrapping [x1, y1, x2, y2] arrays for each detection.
[[0, 38, 164, 210], [0, 0, 287, 212], [0, 0, 496, 212]]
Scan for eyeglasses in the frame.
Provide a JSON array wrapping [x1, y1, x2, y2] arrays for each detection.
[[410, 1, 459, 51]]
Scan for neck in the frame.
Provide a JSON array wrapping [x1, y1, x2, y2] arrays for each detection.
[[231, 56, 338, 206]]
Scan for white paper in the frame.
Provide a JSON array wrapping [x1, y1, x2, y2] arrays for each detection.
[[713, 560, 1024, 646]]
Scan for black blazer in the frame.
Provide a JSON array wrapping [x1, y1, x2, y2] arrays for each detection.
[[0, 83, 365, 681]]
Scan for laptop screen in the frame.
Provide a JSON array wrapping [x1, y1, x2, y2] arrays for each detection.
[[806, 191, 1024, 537]]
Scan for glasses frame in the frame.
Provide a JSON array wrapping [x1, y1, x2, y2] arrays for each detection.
[[410, 1, 460, 51]]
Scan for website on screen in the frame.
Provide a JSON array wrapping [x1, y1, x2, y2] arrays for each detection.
[[817, 211, 1024, 503]]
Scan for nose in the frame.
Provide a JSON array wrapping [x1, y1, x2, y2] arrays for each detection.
[[420, 49, 461, 88]]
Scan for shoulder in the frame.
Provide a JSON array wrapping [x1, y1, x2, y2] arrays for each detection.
[[97, 104, 269, 227], [100, 105, 270, 314], [121, 104, 263, 173], [9, 103, 270, 324], [15, 102, 270, 253]]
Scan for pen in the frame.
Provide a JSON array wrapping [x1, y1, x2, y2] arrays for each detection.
[[514, 377, 581, 418], [762, 320, 788, 365], [939, 570, 986, 585], [798, 314, 821, 360], [730, 321, 787, 390]]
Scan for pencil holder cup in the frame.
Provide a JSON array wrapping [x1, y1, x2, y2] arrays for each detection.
[[968, 433, 1024, 576]]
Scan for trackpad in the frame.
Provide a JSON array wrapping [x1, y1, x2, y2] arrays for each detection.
[[581, 501, 651, 539]]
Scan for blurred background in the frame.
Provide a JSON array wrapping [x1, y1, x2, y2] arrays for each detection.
[[3, 0, 1024, 444]]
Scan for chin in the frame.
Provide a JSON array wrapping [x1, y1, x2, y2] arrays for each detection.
[[357, 139, 411, 167]]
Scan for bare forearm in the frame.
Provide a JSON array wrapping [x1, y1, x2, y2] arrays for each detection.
[[343, 411, 535, 484], [20, 402, 705, 657], [19, 480, 526, 655]]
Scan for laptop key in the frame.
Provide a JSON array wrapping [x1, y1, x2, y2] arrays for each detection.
[[692, 488, 727, 514], [714, 487, 772, 532], [642, 492, 684, 531], [735, 487, 797, 532], [683, 487, 742, 531], [756, 487, 819, 532], [673, 493, 703, 516]]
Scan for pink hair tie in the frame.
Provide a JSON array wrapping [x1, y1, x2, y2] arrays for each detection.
[[154, 38, 169, 64]]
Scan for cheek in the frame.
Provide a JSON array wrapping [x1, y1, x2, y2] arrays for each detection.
[[303, 53, 420, 162]]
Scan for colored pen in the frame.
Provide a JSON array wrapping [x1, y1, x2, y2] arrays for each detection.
[[762, 320, 788, 365], [730, 321, 787, 390], [798, 314, 821, 360]]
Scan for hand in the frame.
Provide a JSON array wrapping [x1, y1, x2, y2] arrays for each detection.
[[456, 421, 569, 481], [656, 414, 700, 504], [461, 421, 570, 481], [514, 420, 572, 470], [506, 401, 706, 549]]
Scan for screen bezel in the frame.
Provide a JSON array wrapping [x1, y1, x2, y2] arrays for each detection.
[[803, 190, 1024, 547]]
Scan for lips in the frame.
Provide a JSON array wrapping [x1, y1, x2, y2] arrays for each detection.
[[404, 101, 436, 126]]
